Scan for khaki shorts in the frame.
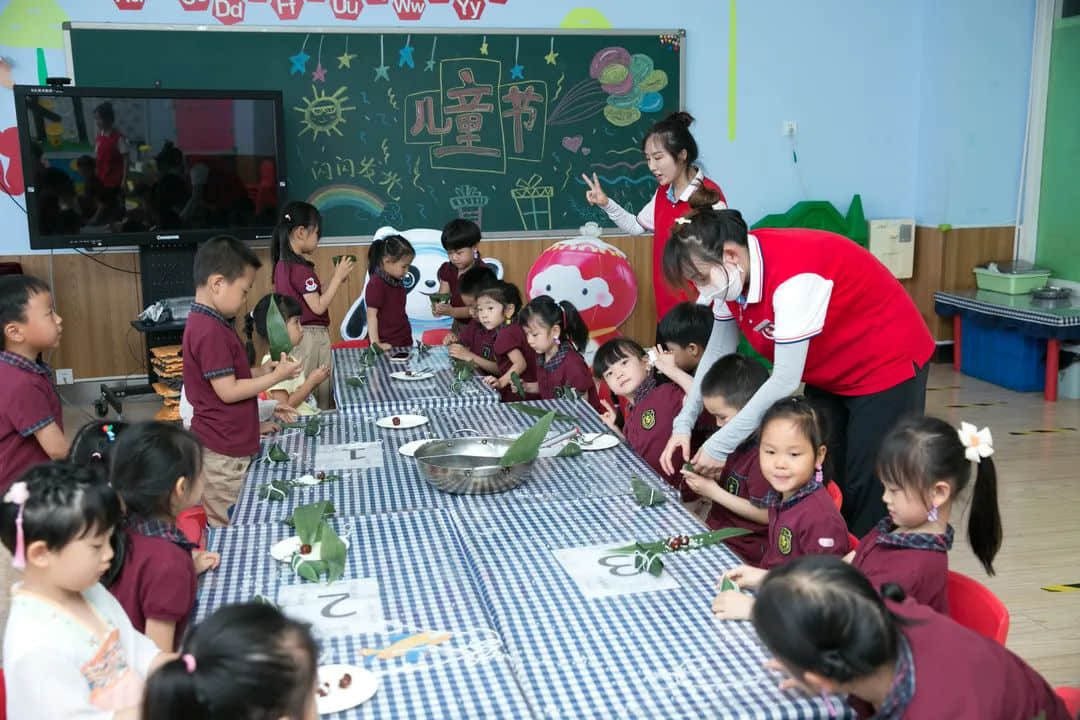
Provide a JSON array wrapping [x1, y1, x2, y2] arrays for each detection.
[[202, 448, 252, 527], [296, 325, 333, 409]]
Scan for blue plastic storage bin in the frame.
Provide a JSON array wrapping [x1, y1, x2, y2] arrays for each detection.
[[960, 316, 1046, 392]]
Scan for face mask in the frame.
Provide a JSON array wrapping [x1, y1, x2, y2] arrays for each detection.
[[696, 263, 743, 303]]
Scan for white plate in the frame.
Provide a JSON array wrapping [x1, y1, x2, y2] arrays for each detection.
[[376, 414, 429, 429], [316, 664, 378, 714], [577, 432, 620, 451], [398, 438, 436, 457], [390, 370, 435, 381], [389, 354, 411, 364], [270, 535, 351, 563]]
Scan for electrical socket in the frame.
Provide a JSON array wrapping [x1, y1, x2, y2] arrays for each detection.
[[56, 368, 74, 385], [782, 121, 797, 137]]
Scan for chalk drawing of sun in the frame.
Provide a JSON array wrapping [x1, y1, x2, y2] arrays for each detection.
[[294, 86, 356, 140]]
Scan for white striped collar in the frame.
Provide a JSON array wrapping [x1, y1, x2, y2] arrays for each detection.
[[665, 168, 705, 204], [745, 233, 765, 304]]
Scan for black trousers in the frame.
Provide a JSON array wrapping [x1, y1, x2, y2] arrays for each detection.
[[804, 363, 930, 537]]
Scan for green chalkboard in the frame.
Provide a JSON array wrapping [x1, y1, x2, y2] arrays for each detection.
[[68, 25, 684, 238]]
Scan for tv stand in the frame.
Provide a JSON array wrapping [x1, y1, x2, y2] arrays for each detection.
[[95, 241, 196, 417]]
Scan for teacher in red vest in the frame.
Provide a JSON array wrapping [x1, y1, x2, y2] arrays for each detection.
[[582, 112, 726, 325], [659, 204, 934, 536]]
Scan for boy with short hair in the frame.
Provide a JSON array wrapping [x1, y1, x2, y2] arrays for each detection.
[[435, 218, 492, 331], [654, 301, 713, 392], [682, 354, 772, 564], [183, 236, 300, 527], [0, 274, 68, 489]]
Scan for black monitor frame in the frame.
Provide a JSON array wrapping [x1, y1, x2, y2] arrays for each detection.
[[14, 84, 287, 250]]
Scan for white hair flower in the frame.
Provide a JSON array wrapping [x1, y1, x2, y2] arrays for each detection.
[[3, 481, 28, 505], [674, 217, 692, 225], [957, 422, 994, 463]]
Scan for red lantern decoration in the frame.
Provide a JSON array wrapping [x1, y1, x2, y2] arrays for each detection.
[[391, 0, 425, 20], [525, 223, 638, 346], [212, 0, 245, 24], [330, 0, 363, 19], [178, 0, 210, 10], [452, 0, 485, 19], [271, 0, 305, 19], [113, 0, 146, 9]]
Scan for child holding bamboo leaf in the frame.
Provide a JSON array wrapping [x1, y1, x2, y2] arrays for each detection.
[[244, 293, 328, 417]]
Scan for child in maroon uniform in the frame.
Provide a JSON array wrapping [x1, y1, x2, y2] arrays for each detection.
[[712, 397, 848, 620], [435, 218, 494, 333], [593, 338, 709, 494], [751, 556, 1070, 720], [519, 295, 601, 412], [365, 234, 415, 349], [847, 416, 1002, 615], [446, 265, 499, 371], [475, 281, 538, 401], [682, 355, 771, 564], [107, 423, 220, 651]]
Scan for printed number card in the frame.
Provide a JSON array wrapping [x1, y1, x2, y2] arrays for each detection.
[[277, 578, 384, 636], [314, 441, 384, 471], [552, 542, 680, 600]]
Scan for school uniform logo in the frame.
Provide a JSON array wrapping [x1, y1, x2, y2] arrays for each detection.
[[482, 347, 493, 359], [304, 277, 318, 293], [641, 409, 656, 430], [778, 527, 793, 555], [725, 476, 740, 495]]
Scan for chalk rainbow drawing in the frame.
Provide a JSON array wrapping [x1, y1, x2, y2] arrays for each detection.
[[307, 184, 386, 218]]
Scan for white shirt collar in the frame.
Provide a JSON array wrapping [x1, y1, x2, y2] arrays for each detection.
[[667, 168, 705, 203], [745, 233, 764, 304]]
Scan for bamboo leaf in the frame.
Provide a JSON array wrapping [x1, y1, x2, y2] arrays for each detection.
[[346, 375, 367, 388], [252, 594, 280, 609], [257, 479, 291, 501], [319, 525, 348, 583], [292, 501, 330, 545], [303, 416, 322, 437], [720, 574, 738, 592], [631, 476, 666, 507], [282, 501, 335, 527], [556, 442, 582, 458], [267, 444, 290, 463], [507, 403, 578, 425], [266, 294, 293, 360], [510, 371, 527, 399], [499, 410, 555, 467], [428, 292, 451, 308]]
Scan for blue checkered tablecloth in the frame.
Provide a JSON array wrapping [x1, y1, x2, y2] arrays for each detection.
[[332, 345, 499, 413], [230, 398, 675, 525], [451, 495, 843, 720], [196, 511, 535, 719]]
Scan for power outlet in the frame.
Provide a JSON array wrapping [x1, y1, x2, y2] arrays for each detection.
[[782, 120, 797, 137], [56, 368, 74, 385]]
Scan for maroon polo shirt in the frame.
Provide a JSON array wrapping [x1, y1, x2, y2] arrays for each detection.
[[536, 347, 602, 412], [625, 382, 690, 492], [703, 440, 770, 565], [274, 260, 329, 327], [493, 323, 538, 402], [458, 320, 498, 364], [0, 351, 63, 492], [851, 599, 1070, 719], [437, 258, 494, 308], [109, 530, 196, 650], [365, 273, 412, 347], [182, 303, 259, 458], [760, 483, 849, 570], [852, 524, 949, 614]]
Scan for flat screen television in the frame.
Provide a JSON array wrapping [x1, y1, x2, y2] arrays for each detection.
[[14, 85, 287, 250]]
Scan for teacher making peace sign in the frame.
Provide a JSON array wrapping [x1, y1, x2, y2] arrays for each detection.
[[583, 112, 726, 322], [659, 205, 934, 536]]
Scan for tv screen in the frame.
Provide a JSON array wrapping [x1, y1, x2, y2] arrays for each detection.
[[14, 85, 286, 250]]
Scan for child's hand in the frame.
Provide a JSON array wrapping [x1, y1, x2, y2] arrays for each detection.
[[192, 550, 220, 575], [448, 344, 471, 361], [434, 302, 453, 317], [272, 403, 298, 424], [711, 589, 754, 620], [598, 399, 619, 431], [332, 256, 355, 281], [682, 469, 721, 500], [482, 375, 501, 389], [652, 344, 679, 377], [721, 564, 767, 590], [259, 420, 281, 435], [311, 365, 331, 384], [376, 342, 393, 351], [443, 332, 458, 346], [689, 446, 727, 476], [274, 353, 303, 380], [764, 658, 816, 695]]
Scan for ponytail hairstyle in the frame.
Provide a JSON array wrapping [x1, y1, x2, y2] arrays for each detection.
[[68, 421, 128, 467], [592, 337, 646, 380], [752, 556, 905, 685], [109, 422, 204, 521], [876, 416, 1002, 575], [662, 205, 748, 289], [271, 201, 321, 269], [244, 293, 303, 366], [518, 295, 589, 351], [476, 280, 523, 321], [642, 112, 718, 209], [367, 234, 415, 275], [141, 602, 319, 720]]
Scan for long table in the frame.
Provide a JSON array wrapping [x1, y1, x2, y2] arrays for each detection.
[[198, 397, 843, 719]]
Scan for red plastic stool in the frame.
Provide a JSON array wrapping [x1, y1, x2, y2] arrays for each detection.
[[946, 570, 1010, 644], [176, 506, 207, 550]]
